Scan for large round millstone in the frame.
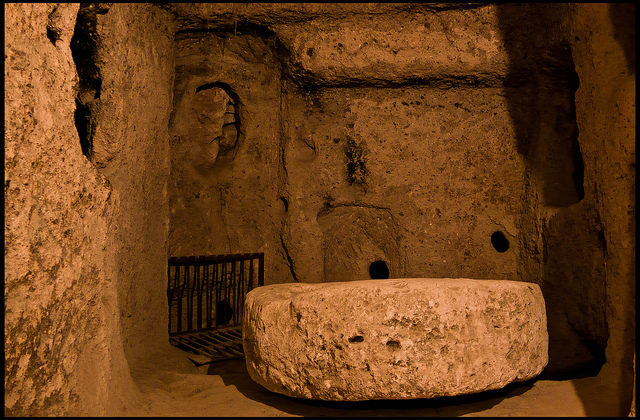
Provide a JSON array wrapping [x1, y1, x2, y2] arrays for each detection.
[[242, 278, 548, 401]]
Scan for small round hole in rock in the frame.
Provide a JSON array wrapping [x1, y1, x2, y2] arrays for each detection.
[[491, 231, 510, 253], [369, 260, 389, 279], [348, 335, 364, 343]]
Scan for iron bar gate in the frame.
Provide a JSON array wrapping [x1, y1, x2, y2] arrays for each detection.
[[167, 253, 264, 361]]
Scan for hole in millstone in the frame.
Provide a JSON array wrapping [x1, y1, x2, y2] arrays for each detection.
[[369, 260, 390, 279], [386, 340, 401, 350], [348, 335, 364, 343], [491, 231, 510, 253]]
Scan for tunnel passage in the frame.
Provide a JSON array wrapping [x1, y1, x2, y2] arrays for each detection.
[[6, 2, 636, 417], [167, 2, 608, 389], [369, 260, 390, 279]]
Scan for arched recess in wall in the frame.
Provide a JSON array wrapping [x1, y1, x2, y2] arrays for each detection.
[[191, 82, 242, 168]]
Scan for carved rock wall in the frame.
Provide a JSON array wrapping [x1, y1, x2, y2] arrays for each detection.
[[168, 5, 527, 287], [168, 32, 293, 284], [283, 84, 525, 284], [4, 3, 136, 415], [87, 3, 176, 365], [166, 4, 615, 384], [566, 3, 635, 414]]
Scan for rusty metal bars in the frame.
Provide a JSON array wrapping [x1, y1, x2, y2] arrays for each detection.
[[167, 253, 264, 337]]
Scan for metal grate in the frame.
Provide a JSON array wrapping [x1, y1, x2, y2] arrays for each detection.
[[167, 253, 264, 361]]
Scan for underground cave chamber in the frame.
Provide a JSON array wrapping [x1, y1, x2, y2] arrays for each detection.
[[4, 3, 635, 416]]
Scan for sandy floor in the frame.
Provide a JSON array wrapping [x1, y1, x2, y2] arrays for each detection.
[[121, 345, 622, 417]]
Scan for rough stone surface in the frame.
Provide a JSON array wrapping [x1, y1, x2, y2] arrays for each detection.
[[283, 86, 525, 284], [4, 2, 178, 416], [4, 3, 135, 415], [494, 4, 610, 380], [497, 4, 635, 413], [168, 4, 529, 288], [165, 8, 633, 409], [243, 278, 548, 401], [87, 3, 176, 365], [163, 3, 489, 29], [274, 8, 509, 86], [5, 2, 634, 416], [564, 4, 635, 413]]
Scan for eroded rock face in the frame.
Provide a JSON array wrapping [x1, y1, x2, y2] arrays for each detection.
[[283, 86, 525, 285], [243, 278, 548, 400], [274, 8, 508, 87]]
